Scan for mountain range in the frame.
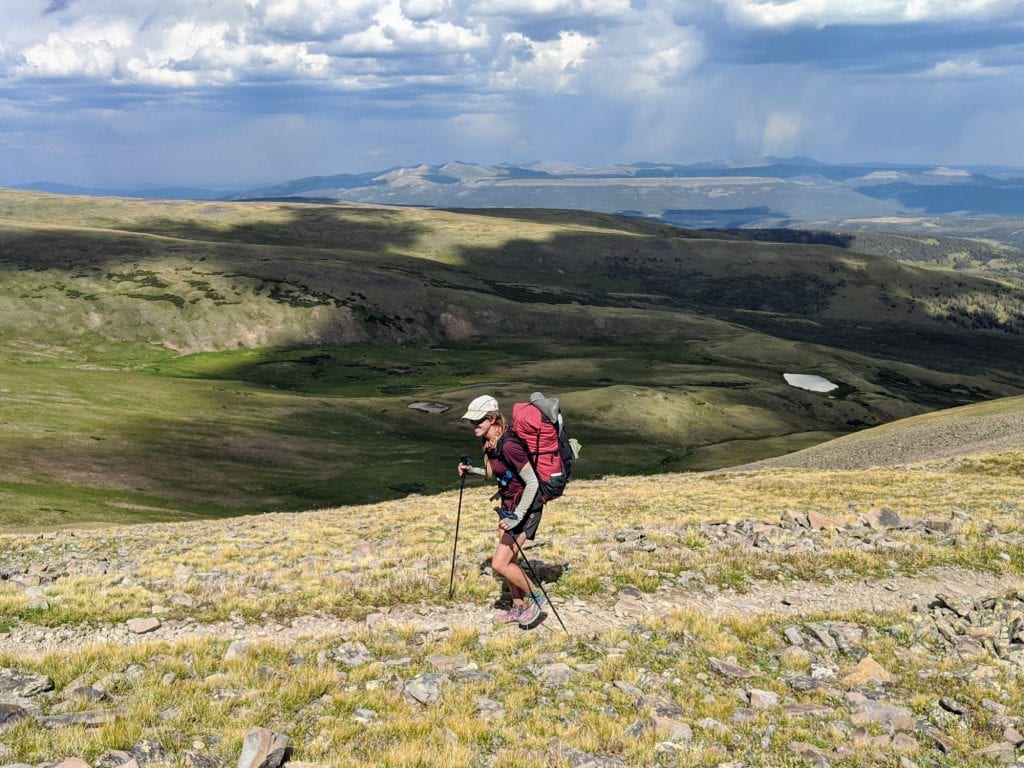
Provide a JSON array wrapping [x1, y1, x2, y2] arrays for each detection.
[[14, 157, 1024, 247]]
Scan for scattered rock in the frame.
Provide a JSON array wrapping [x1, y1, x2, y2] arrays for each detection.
[[653, 717, 691, 743], [783, 626, 805, 646], [783, 704, 835, 718], [891, 733, 919, 752], [921, 726, 955, 753], [553, 745, 627, 768], [624, 718, 655, 739], [695, 717, 730, 736], [787, 741, 833, 767], [39, 708, 124, 728], [236, 727, 288, 768], [708, 657, 758, 679], [94, 750, 135, 768], [0, 702, 31, 732], [848, 698, 914, 732], [402, 673, 446, 706], [334, 642, 373, 666], [537, 663, 575, 685], [182, 751, 223, 768], [0, 667, 54, 697], [862, 507, 904, 529], [808, 511, 839, 530], [224, 640, 255, 661], [475, 696, 504, 720], [841, 656, 893, 687], [424, 653, 466, 672], [747, 689, 780, 709], [613, 680, 643, 700], [782, 510, 809, 528], [126, 617, 161, 635], [973, 742, 1016, 765], [639, 695, 684, 719], [131, 738, 169, 766], [939, 697, 966, 715]]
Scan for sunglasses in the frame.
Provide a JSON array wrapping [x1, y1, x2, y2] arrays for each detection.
[[471, 416, 490, 427]]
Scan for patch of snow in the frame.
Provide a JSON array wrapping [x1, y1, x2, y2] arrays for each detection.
[[927, 166, 970, 177], [783, 373, 839, 393], [408, 402, 450, 415]]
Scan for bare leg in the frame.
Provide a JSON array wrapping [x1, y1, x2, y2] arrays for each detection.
[[492, 529, 533, 606]]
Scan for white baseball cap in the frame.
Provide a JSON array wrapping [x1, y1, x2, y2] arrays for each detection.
[[462, 395, 499, 421]]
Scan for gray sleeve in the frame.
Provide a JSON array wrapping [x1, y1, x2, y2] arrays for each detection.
[[511, 462, 540, 521], [467, 466, 486, 477]]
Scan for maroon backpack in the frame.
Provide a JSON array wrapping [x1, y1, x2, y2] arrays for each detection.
[[510, 393, 576, 502]]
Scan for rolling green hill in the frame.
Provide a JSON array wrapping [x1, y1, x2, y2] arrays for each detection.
[[2, 189, 1023, 528]]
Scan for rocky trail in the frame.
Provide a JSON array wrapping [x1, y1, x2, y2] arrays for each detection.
[[3, 566, 1021, 655], [5, 504, 1024, 767]]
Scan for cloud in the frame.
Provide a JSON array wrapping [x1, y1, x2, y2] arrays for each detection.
[[401, 0, 449, 21], [246, 0, 384, 40], [924, 56, 1010, 77], [760, 111, 804, 155], [1, 0, 1023, 187], [492, 29, 596, 91], [17, 18, 133, 78], [334, 0, 489, 55], [469, 0, 575, 16], [715, 0, 1024, 27], [471, 0, 630, 16]]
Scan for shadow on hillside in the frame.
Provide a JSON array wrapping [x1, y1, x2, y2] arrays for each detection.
[[0, 205, 427, 272], [449, 229, 1024, 374], [123, 205, 426, 251], [6, 201, 1024, 525], [720, 229, 856, 248]]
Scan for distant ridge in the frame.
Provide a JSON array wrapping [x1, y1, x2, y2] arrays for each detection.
[[12, 158, 1024, 248], [221, 159, 1024, 247]]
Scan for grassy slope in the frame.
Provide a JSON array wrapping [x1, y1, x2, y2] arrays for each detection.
[[2, 191, 1024, 765], [1, 443, 1023, 766], [737, 394, 1024, 471], [2, 189, 1024, 527]]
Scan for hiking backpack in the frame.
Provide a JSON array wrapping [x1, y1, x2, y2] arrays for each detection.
[[510, 392, 580, 502]]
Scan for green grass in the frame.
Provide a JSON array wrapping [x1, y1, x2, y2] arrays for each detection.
[[1, 189, 1023, 528], [0, 333, 901, 528]]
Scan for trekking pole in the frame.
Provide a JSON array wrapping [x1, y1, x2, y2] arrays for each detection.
[[448, 456, 469, 599], [509, 534, 569, 635]]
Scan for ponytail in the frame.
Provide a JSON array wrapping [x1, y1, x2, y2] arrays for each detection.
[[480, 411, 508, 479]]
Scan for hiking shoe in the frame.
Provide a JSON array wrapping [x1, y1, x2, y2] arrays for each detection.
[[495, 605, 524, 625], [528, 591, 545, 609], [517, 600, 541, 627]]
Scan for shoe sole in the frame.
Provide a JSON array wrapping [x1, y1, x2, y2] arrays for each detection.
[[518, 610, 546, 629]]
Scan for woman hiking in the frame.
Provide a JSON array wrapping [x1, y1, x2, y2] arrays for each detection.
[[458, 394, 544, 628]]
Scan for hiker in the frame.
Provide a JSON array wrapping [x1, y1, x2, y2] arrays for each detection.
[[458, 394, 544, 627]]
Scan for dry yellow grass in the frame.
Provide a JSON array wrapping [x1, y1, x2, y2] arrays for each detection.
[[3, 458, 1023, 630]]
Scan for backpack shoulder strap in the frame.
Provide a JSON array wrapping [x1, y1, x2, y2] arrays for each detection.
[[499, 430, 535, 480]]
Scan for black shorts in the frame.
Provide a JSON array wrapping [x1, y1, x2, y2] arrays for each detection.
[[503, 504, 543, 540]]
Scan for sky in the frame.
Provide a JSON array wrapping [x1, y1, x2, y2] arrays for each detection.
[[1, 0, 1023, 188]]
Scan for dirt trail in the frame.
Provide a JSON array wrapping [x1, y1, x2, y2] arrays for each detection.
[[4, 566, 1019, 655]]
